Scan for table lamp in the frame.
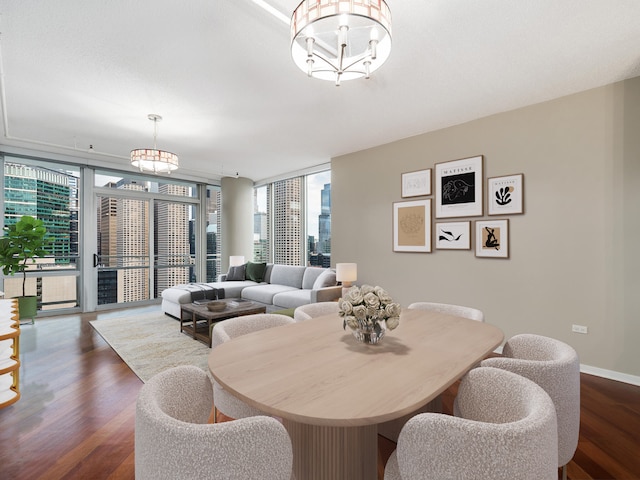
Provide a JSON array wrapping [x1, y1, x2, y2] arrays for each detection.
[[336, 263, 357, 296], [229, 255, 245, 267]]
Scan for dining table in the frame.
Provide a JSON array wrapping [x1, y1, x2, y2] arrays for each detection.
[[208, 308, 504, 480]]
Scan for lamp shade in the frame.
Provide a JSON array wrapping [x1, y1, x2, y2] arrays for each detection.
[[229, 256, 246, 267], [336, 263, 357, 286], [130, 114, 179, 174]]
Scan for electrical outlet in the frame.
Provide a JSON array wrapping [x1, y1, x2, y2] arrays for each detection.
[[572, 324, 588, 334]]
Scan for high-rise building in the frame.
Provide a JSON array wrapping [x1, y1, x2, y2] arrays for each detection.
[[253, 185, 270, 263], [97, 184, 119, 305], [318, 183, 331, 254], [254, 211, 268, 263], [115, 179, 149, 303], [273, 178, 302, 265], [99, 185, 119, 267], [3, 162, 73, 260], [155, 183, 190, 294]]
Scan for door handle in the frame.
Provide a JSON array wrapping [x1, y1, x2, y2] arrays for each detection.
[[93, 253, 99, 268]]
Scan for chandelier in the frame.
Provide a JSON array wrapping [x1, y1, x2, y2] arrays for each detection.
[[290, 0, 392, 86], [130, 114, 179, 174]]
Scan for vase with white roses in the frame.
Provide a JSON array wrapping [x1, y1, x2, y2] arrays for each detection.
[[338, 284, 401, 344]]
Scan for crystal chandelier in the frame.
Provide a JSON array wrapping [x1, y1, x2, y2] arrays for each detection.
[[130, 114, 179, 174], [290, 0, 392, 86]]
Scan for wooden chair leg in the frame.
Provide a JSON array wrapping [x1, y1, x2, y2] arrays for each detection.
[[207, 405, 217, 424]]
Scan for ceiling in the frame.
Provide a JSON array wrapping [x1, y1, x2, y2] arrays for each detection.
[[1, 0, 639, 183]]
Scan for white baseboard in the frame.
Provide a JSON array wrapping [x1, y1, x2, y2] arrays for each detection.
[[579, 364, 640, 386], [491, 346, 640, 386]]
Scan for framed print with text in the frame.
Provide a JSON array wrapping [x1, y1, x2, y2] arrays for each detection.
[[393, 199, 431, 252], [435, 155, 484, 218], [475, 219, 509, 258], [488, 174, 524, 215], [401, 169, 431, 198], [435, 222, 471, 250]]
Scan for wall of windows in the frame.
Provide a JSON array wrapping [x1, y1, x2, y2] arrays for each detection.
[[1, 152, 328, 314], [254, 170, 331, 266], [1, 154, 221, 315]]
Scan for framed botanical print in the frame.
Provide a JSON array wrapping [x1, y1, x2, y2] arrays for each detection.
[[435, 222, 471, 250], [488, 174, 524, 215], [435, 155, 484, 218], [401, 169, 431, 198], [393, 199, 431, 252], [475, 219, 509, 258]]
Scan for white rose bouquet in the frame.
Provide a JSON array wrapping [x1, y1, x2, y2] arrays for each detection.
[[339, 285, 401, 335]]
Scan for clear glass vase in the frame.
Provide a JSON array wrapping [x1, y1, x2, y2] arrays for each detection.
[[352, 321, 386, 344]]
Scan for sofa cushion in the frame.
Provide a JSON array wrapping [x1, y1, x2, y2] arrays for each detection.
[[272, 290, 313, 309], [263, 264, 274, 283], [312, 269, 337, 290], [245, 261, 267, 282], [302, 267, 326, 290], [269, 265, 306, 289], [211, 280, 257, 299], [241, 284, 298, 304], [226, 264, 246, 281]]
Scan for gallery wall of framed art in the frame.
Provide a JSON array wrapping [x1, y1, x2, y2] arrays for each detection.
[[396, 155, 524, 259]]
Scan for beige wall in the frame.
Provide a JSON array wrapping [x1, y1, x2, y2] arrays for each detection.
[[332, 77, 640, 378]]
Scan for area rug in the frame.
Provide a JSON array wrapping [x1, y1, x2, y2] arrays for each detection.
[[90, 310, 210, 382]]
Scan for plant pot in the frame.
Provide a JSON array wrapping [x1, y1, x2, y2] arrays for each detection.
[[17, 296, 38, 324]]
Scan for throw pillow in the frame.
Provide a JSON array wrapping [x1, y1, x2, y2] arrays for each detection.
[[245, 261, 267, 282], [226, 264, 246, 281], [312, 269, 337, 290]]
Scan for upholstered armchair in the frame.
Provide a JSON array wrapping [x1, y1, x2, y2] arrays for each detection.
[[407, 302, 484, 322], [481, 333, 580, 479], [211, 313, 296, 419], [135, 365, 294, 480], [384, 366, 558, 480], [293, 301, 339, 321]]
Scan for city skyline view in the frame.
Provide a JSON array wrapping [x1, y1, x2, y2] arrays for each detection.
[[3, 158, 331, 314]]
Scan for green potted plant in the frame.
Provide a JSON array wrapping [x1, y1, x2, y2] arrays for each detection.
[[0, 215, 51, 322]]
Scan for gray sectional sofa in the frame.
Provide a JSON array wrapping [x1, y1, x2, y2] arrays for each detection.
[[161, 263, 340, 319]]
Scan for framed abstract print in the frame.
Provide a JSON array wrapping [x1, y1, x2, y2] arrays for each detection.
[[488, 174, 524, 215], [435, 155, 483, 218], [401, 169, 431, 198], [435, 221, 471, 250], [393, 199, 431, 253], [475, 219, 509, 258]]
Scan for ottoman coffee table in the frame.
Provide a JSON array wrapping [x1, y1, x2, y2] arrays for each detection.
[[180, 298, 266, 347]]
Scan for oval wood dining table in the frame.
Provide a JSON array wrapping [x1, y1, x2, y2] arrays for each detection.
[[208, 308, 504, 480]]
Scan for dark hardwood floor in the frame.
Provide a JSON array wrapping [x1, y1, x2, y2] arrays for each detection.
[[1, 307, 639, 479]]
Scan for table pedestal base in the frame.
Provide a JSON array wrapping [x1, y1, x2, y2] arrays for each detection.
[[377, 396, 442, 443], [283, 420, 378, 480]]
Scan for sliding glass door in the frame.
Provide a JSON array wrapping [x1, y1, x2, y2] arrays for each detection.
[[93, 176, 198, 308]]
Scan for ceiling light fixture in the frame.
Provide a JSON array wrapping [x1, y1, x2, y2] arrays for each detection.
[[130, 114, 179, 174], [290, 0, 392, 86]]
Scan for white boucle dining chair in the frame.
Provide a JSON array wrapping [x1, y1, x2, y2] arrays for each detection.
[[293, 301, 339, 321], [481, 333, 580, 480], [135, 365, 294, 480], [384, 366, 558, 480], [408, 301, 485, 322], [211, 313, 296, 420]]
